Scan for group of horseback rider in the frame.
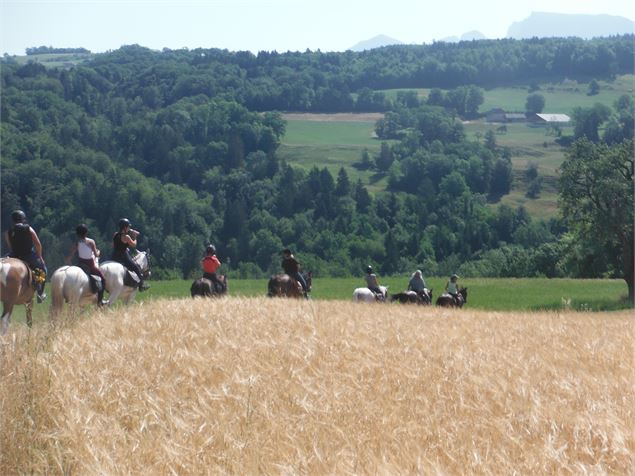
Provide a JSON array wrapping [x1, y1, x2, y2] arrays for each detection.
[[4, 211, 149, 305], [364, 264, 462, 305], [5, 209, 462, 305]]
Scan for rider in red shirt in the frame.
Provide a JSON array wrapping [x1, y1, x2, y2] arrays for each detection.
[[201, 244, 223, 292]]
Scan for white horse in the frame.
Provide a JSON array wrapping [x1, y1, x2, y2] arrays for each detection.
[[352, 285, 388, 303], [50, 251, 150, 317]]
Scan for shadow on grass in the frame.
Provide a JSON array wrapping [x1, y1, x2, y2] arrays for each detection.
[[530, 296, 634, 312]]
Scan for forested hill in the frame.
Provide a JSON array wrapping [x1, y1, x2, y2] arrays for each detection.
[[1, 36, 633, 280]]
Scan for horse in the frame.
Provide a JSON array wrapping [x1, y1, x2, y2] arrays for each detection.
[[50, 251, 150, 317], [391, 288, 433, 305], [191, 275, 228, 298], [435, 287, 468, 308], [352, 285, 388, 303], [267, 272, 312, 298], [0, 258, 36, 335]]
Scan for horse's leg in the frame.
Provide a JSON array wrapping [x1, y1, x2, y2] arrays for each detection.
[[1, 302, 12, 335], [25, 301, 33, 328]]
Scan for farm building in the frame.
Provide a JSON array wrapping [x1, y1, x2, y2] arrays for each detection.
[[532, 113, 571, 124], [485, 109, 527, 123]]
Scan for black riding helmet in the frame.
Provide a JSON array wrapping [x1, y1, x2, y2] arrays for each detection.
[[366, 265, 373, 274], [206, 244, 216, 254], [118, 218, 131, 230], [11, 210, 26, 223]]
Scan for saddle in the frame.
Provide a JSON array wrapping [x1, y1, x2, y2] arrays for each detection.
[[77, 263, 104, 294], [123, 270, 141, 288]]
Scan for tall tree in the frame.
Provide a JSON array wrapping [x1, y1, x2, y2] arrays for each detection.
[[559, 139, 634, 299]]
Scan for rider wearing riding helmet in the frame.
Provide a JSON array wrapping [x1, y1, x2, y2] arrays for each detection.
[[67, 224, 108, 306], [111, 218, 148, 291], [4, 210, 47, 302], [201, 244, 224, 292], [364, 265, 384, 301]]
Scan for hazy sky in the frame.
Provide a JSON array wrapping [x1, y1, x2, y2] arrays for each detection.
[[2, 0, 634, 55]]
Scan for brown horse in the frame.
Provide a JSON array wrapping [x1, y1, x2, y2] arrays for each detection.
[[435, 287, 468, 308], [267, 272, 312, 298], [0, 258, 35, 335], [391, 288, 433, 305], [190, 275, 228, 298]]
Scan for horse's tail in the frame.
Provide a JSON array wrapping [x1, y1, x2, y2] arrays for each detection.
[[50, 268, 67, 318]]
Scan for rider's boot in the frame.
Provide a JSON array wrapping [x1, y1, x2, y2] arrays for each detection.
[[36, 282, 46, 303], [97, 288, 108, 306]]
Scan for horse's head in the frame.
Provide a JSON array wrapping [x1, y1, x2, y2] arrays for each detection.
[[304, 271, 312, 292], [460, 287, 468, 302], [134, 250, 151, 277]]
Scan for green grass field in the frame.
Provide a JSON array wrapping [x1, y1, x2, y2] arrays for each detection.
[[8, 277, 631, 331], [280, 76, 635, 219], [278, 119, 387, 192]]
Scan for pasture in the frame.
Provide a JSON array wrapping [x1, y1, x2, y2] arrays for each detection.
[[278, 113, 388, 193], [1, 298, 632, 474], [6, 277, 631, 331]]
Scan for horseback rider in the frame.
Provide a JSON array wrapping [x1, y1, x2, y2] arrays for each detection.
[[445, 274, 461, 305], [111, 218, 149, 291], [365, 265, 384, 301], [67, 224, 108, 306], [281, 248, 309, 298], [4, 210, 47, 302], [408, 269, 429, 302], [201, 244, 224, 293]]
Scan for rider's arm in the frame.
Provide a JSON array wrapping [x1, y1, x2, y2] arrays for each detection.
[[122, 234, 137, 248], [30, 227, 43, 260], [87, 237, 100, 257]]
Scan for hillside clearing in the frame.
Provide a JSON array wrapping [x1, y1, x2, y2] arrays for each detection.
[[1, 298, 633, 474]]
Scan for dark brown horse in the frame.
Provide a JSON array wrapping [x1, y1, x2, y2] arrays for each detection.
[[191, 275, 228, 298], [391, 288, 433, 305], [267, 272, 312, 298], [1, 258, 36, 335], [435, 287, 468, 308]]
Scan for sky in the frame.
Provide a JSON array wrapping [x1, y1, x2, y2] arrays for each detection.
[[1, 0, 634, 56]]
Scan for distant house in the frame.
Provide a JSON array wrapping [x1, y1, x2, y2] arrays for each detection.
[[533, 113, 571, 124], [486, 108, 506, 122], [485, 109, 527, 123], [505, 113, 527, 123]]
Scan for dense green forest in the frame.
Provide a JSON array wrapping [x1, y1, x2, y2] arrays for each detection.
[[1, 36, 633, 295]]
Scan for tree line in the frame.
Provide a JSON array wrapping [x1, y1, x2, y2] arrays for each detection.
[[1, 36, 633, 297]]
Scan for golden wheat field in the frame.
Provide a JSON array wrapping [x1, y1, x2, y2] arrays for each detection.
[[1, 297, 633, 474]]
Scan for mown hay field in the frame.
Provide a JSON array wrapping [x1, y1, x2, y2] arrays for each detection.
[[1, 297, 633, 474]]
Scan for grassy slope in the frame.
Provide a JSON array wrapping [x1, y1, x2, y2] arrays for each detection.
[[277, 120, 387, 193], [281, 75, 635, 219]]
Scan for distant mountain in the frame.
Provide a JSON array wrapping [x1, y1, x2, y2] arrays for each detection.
[[437, 31, 487, 43], [460, 31, 487, 41], [508, 12, 635, 39], [348, 34, 403, 51]]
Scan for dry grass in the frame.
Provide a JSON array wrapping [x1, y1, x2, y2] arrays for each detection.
[[1, 298, 633, 474]]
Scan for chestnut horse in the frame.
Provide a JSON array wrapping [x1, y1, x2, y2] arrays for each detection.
[[0, 258, 35, 335], [191, 275, 228, 297], [267, 272, 312, 298], [391, 288, 433, 305], [435, 287, 468, 308]]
